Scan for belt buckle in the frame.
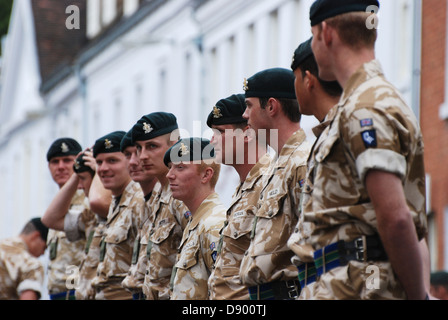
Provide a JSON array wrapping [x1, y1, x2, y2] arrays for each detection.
[[354, 236, 366, 262], [285, 280, 299, 299]]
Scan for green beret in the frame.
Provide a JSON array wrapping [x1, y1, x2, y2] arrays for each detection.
[[93, 131, 126, 158], [206, 94, 247, 128], [131, 112, 178, 143], [310, 0, 380, 26], [163, 137, 215, 167], [31, 217, 49, 242], [73, 153, 95, 176], [291, 37, 313, 71], [431, 271, 448, 285], [46, 138, 82, 161], [120, 129, 134, 152], [244, 68, 296, 100]]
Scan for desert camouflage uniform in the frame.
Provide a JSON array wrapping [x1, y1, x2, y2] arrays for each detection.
[[0, 237, 45, 300], [122, 182, 161, 299], [47, 190, 88, 297], [91, 180, 145, 300], [63, 194, 97, 244], [297, 60, 427, 300], [171, 192, 226, 300], [75, 216, 106, 300], [61, 193, 100, 300], [142, 183, 189, 300], [239, 129, 310, 295], [208, 153, 272, 300]]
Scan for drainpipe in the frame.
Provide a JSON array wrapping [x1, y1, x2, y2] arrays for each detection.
[[74, 63, 89, 147], [412, 0, 422, 121]]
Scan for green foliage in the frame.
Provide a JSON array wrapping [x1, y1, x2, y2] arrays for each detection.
[[0, 0, 13, 55]]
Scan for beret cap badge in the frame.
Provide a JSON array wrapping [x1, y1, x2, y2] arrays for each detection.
[[243, 78, 249, 92], [143, 122, 153, 134], [180, 143, 190, 156], [104, 139, 114, 149], [74, 161, 81, 170], [61, 142, 69, 153], [212, 106, 223, 119]]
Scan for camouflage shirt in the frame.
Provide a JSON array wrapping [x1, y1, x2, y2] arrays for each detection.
[[171, 192, 226, 300], [240, 129, 310, 286], [121, 182, 161, 296], [208, 153, 272, 300], [64, 194, 96, 243], [47, 190, 88, 294], [0, 237, 44, 300], [91, 180, 145, 300], [142, 183, 189, 300], [74, 215, 106, 300], [298, 60, 427, 299]]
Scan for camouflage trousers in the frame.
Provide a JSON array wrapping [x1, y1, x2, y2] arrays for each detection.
[[299, 261, 406, 300]]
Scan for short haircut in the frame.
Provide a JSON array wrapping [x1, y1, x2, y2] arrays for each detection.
[[197, 161, 221, 189], [298, 55, 343, 97], [324, 11, 377, 50], [259, 97, 301, 123]]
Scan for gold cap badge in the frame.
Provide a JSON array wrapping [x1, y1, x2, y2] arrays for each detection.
[[243, 78, 249, 91], [104, 139, 113, 149], [74, 161, 81, 170], [143, 122, 153, 134], [213, 106, 223, 119], [61, 142, 69, 153], [180, 143, 189, 156]]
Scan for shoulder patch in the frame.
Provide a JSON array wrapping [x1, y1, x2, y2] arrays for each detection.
[[360, 118, 374, 128], [361, 130, 377, 149]]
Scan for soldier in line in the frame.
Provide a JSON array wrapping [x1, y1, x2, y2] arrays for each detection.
[[90, 131, 145, 300], [240, 68, 311, 300], [0, 218, 48, 300], [207, 94, 272, 300], [287, 37, 342, 299], [120, 128, 159, 299], [42, 150, 110, 300], [44, 138, 87, 300], [166, 138, 226, 300], [295, 0, 428, 299], [71, 151, 111, 300], [130, 112, 190, 300]]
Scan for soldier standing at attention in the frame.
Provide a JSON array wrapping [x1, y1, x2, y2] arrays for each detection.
[[90, 131, 145, 300], [206, 94, 272, 300], [165, 138, 226, 300], [0, 218, 48, 300], [287, 37, 342, 298], [298, 0, 428, 299], [45, 138, 87, 300], [130, 112, 190, 300], [120, 128, 159, 300], [240, 68, 311, 300]]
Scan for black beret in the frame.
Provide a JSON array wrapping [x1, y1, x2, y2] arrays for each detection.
[[131, 112, 178, 143], [73, 153, 95, 176], [31, 217, 49, 242], [163, 137, 215, 167], [206, 94, 247, 128], [93, 131, 126, 158], [120, 129, 134, 152], [291, 37, 314, 71], [310, 0, 380, 26], [46, 138, 82, 161], [431, 271, 448, 285], [244, 68, 296, 100]]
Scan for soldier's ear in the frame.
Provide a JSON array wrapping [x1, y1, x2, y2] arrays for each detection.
[[304, 70, 315, 92], [201, 167, 214, 184]]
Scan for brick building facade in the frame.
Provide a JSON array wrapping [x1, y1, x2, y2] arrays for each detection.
[[421, 0, 448, 271]]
